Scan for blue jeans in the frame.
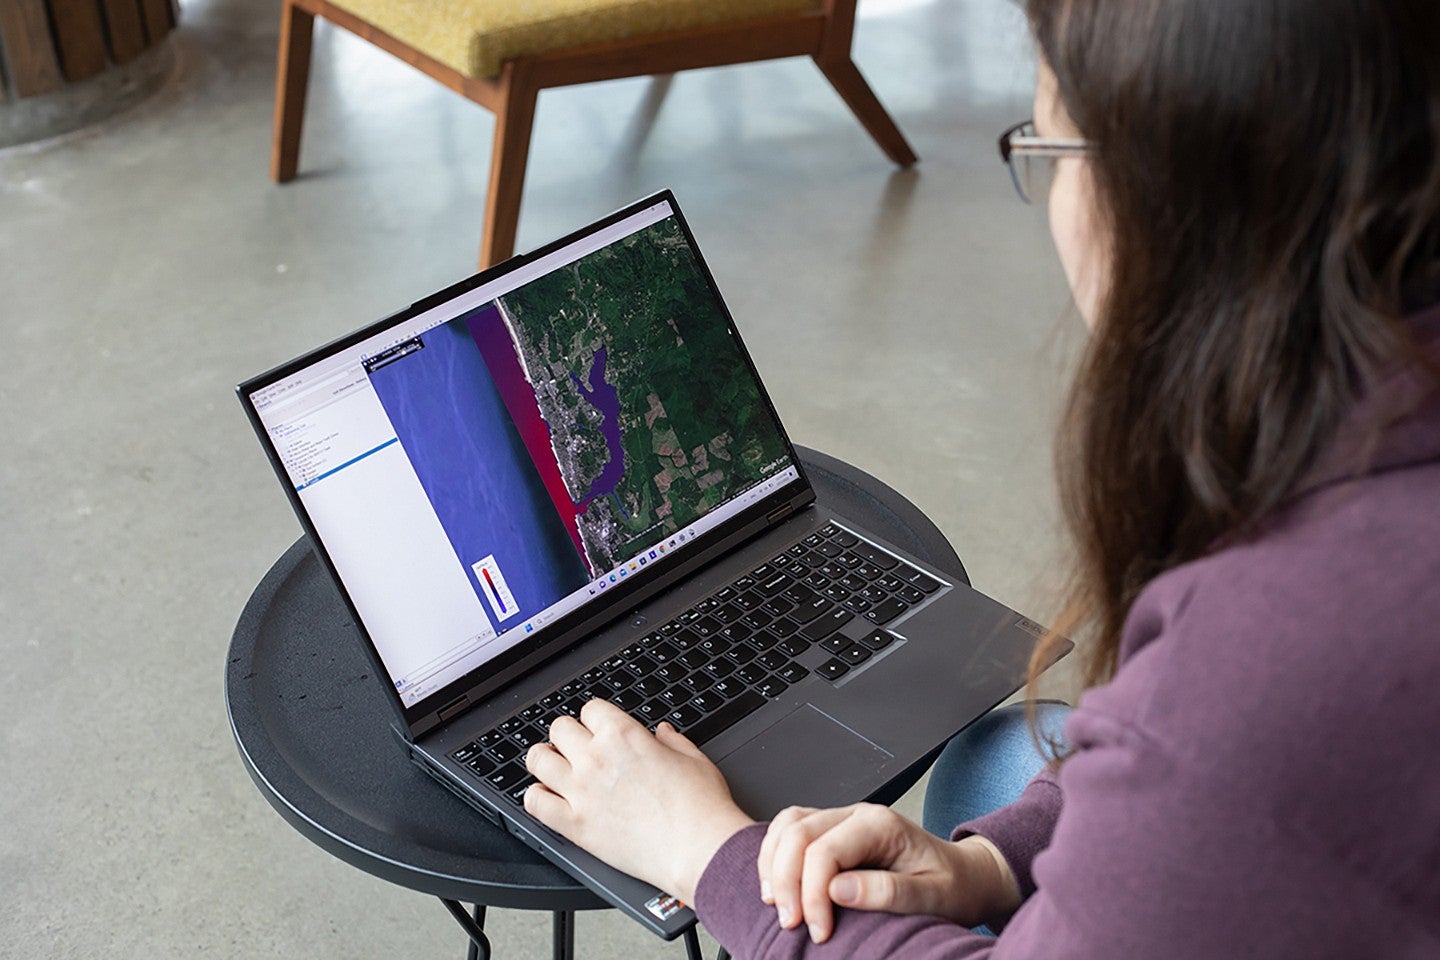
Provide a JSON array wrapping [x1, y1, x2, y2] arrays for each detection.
[[920, 701, 1071, 936], [921, 700, 1071, 837]]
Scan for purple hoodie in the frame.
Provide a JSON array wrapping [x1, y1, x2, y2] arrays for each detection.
[[694, 305, 1440, 958]]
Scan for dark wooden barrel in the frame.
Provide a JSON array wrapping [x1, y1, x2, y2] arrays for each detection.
[[1, 0, 178, 144]]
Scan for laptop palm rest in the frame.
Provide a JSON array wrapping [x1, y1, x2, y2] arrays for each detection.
[[716, 704, 895, 818]]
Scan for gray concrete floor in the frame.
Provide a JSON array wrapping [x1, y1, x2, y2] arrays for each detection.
[[0, 0, 1085, 955]]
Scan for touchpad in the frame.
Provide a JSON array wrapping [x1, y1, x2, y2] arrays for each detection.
[[716, 705, 894, 819]]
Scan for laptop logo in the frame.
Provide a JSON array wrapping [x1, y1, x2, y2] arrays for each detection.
[[1015, 616, 1047, 639]]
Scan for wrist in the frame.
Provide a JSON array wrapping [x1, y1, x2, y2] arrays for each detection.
[[669, 805, 755, 905], [953, 835, 1022, 925]]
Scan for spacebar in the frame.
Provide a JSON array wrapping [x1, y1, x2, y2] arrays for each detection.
[[684, 691, 766, 747]]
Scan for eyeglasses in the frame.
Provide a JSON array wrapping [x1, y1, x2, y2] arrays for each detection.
[[999, 120, 1090, 204]]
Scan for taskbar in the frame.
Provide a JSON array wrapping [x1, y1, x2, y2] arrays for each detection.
[[396, 461, 802, 706]]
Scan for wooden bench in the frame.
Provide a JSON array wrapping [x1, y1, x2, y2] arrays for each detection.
[[270, 0, 917, 268]]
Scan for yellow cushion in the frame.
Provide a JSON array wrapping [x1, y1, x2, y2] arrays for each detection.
[[335, 0, 821, 79]]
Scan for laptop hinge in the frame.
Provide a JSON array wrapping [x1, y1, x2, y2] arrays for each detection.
[[437, 695, 470, 723], [766, 503, 794, 524]]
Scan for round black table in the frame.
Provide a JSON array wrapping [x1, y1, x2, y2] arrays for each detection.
[[226, 447, 968, 958]]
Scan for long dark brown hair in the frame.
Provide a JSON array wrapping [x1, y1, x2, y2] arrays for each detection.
[[1023, 0, 1440, 712]]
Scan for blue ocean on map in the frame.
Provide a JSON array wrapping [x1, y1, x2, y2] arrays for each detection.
[[368, 321, 589, 631]]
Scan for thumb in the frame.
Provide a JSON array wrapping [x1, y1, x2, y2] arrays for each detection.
[[829, 869, 923, 914], [655, 721, 709, 760]]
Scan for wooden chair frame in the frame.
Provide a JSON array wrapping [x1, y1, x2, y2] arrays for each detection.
[[271, 0, 917, 267]]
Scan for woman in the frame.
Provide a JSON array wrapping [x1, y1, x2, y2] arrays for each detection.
[[521, 0, 1440, 955]]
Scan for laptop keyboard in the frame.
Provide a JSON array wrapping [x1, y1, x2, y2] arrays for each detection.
[[451, 522, 944, 805]]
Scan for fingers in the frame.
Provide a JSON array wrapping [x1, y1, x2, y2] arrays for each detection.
[[521, 700, 748, 901], [828, 868, 901, 911], [760, 804, 920, 943], [797, 810, 901, 942], [532, 701, 673, 805], [523, 779, 571, 830], [527, 710, 592, 812], [544, 713, 591, 756], [757, 805, 820, 903], [760, 806, 856, 938], [578, 696, 634, 731], [545, 699, 633, 764], [525, 739, 570, 783]]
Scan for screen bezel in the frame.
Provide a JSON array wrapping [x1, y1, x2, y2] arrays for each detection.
[[238, 191, 815, 738]]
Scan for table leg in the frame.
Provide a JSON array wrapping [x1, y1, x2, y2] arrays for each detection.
[[684, 928, 730, 960], [552, 910, 575, 960], [440, 899, 491, 960], [468, 904, 488, 960]]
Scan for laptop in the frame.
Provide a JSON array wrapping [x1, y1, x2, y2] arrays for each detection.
[[238, 191, 1067, 938]]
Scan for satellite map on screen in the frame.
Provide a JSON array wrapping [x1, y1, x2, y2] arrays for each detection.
[[487, 217, 790, 573]]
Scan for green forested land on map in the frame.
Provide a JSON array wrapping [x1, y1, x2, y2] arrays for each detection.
[[500, 219, 789, 563]]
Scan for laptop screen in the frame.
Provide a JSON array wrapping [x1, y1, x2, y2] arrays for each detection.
[[244, 196, 802, 714]]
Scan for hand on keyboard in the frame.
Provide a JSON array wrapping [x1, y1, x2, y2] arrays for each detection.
[[522, 699, 755, 905]]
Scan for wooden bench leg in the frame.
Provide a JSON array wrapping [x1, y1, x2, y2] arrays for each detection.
[[271, 0, 315, 183], [480, 59, 539, 268], [813, 55, 917, 167]]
